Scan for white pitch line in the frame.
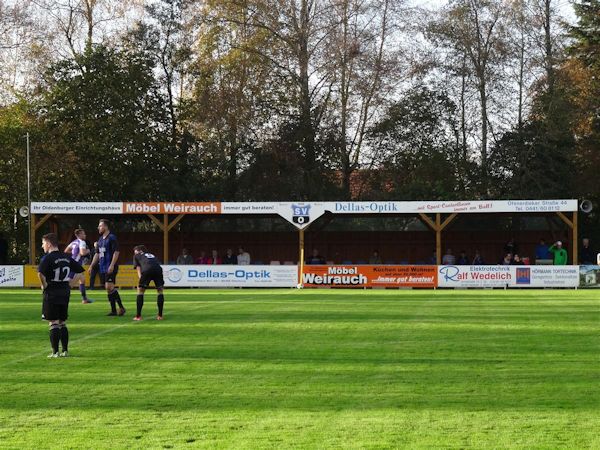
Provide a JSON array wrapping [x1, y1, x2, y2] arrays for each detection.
[[1, 300, 243, 367]]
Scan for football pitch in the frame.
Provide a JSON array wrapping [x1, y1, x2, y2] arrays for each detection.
[[0, 289, 598, 449]]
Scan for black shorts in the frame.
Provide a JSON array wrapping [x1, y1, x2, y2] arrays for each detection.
[[139, 267, 164, 289], [43, 292, 69, 321], [99, 266, 119, 284]]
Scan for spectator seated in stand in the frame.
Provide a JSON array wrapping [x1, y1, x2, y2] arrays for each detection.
[[237, 247, 251, 265], [500, 253, 513, 265], [223, 248, 237, 265], [177, 248, 194, 265], [549, 241, 568, 265], [511, 254, 523, 265], [369, 250, 383, 264], [442, 249, 456, 265], [472, 250, 484, 265], [535, 238, 551, 261], [208, 249, 222, 265], [457, 250, 469, 265], [196, 251, 210, 264], [306, 249, 326, 265]]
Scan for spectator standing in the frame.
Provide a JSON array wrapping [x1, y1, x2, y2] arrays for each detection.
[[472, 250, 484, 265], [535, 238, 551, 260], [504, 238, 518, 256], [442, 249, 456, 265], [0, 233, 8, 264], [369, 250, 382, 264], [177, 248, 194, 265], [548, 241, 568, 265], [223, 248, 237, 265], [306, 249, 326, 265], [238, 247, 251, 265], [208, 250, 222, 265], [457, 250, 469, 265], [196, 251, 210, 264], [579, 238, 595, 264]]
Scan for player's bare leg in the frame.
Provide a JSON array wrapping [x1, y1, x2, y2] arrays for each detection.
[[73, 273, 92, 304]]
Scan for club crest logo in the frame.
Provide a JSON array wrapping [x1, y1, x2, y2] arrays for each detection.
[[516, 267, 531, 284], [291, 204, 311, 225], [167, 268, 183, 283]]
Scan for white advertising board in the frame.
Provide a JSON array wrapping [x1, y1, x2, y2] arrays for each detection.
[[510, 265, 579, 287], [438, 265, 512, 288], [162, 265, 298, 287], [0, 266, 24, 287], [29, 199, 577, 229]]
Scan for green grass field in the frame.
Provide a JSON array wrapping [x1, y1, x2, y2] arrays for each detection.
[[0, 288, 598, 449]]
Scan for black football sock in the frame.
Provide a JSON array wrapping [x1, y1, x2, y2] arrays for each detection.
[[108, 291, 117, 313], [60, 324, 69, 352], [157, 294, 164, 316], [136, 294, 144, 317], [79, 284, 87, 300], [49, 325, 60, 354], [115, 290, 124, 309]]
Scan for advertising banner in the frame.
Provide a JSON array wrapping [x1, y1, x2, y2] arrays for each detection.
[[302, 265, 437, 288], [510, 266, 579, 287], [438, 265, 512, 288], [31, 202, 122, 215], [122, 202, 221, 214], [24, 265, 141, 289], [29, 199, 577, 230], [0, 266, 24, 287], [162, 265, 298, 287], [579, 265, 600, 287]]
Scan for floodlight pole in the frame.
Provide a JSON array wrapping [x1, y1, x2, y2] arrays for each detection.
[[26, 132, 33, 264]]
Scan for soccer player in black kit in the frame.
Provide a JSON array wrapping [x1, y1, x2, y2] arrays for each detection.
[[38, 233, 84, 358], [132, 245, 165, 321]]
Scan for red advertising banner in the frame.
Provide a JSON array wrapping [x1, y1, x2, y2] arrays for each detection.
[[122, 202, 221, 214], [302, 265, 437, 288]]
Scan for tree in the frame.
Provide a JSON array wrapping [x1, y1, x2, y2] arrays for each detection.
[[567, 0, 600, 236], [364, 87, 468, 200], [39, 45, 173, 200], [427, 0, 510, 194]]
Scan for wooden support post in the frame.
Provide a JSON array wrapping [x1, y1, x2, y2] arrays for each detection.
[[440, 213, 458, 231], [163, 214, 169, 264], [573, 211, 578, 264], [147, 214, 164, 230], [555, 211, 577, 264], [167, 214, 185, 232], [30, 213, 36, 264], [556, 211, 574, 229], [298, 228, 305, 287], [418, 213, 436, 231], [29, 214, 53, 264], [436, 214, 441, 265]]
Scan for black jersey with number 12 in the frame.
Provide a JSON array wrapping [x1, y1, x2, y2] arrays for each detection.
[[38, 251, 84, 296]]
